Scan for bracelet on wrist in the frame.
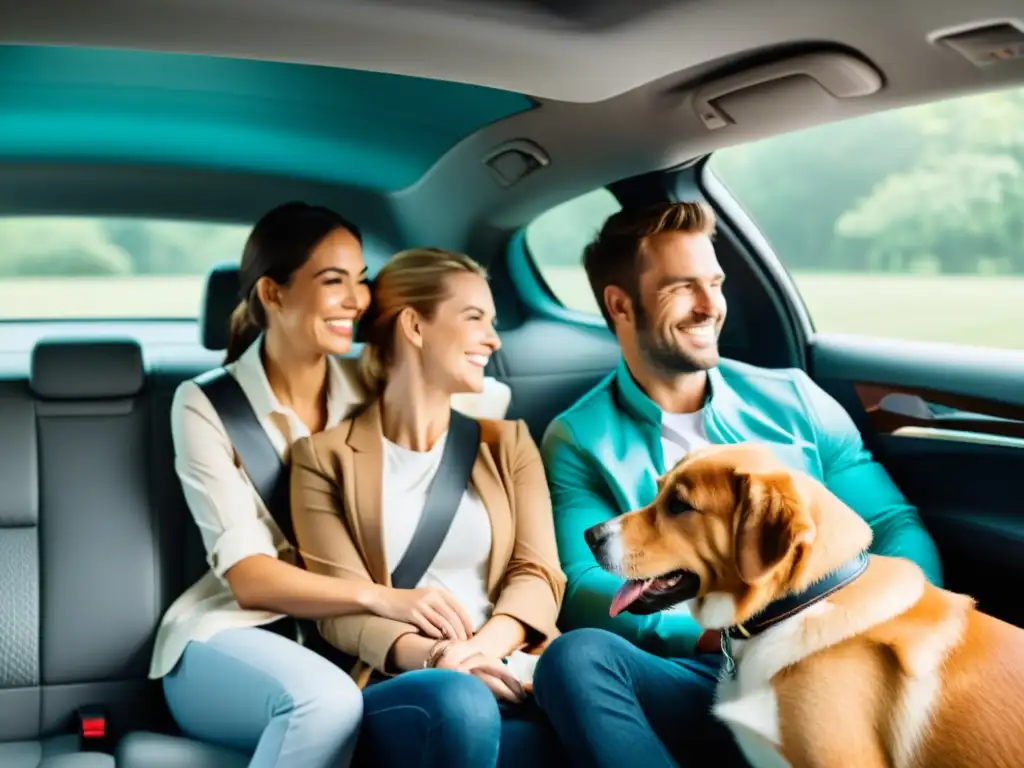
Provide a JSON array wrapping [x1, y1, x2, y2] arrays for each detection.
[[423, 638, 451, 669]]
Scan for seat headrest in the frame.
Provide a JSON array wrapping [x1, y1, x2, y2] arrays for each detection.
[[201, 261, 242, 351], [30, 338, 144, 400]]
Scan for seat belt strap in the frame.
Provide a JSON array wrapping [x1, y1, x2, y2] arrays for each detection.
[[390, 410, 480, 589], [195, 367, 296, 546], [195, 367, 480, 589]]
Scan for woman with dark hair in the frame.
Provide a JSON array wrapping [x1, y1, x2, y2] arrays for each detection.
[[149, 203, 498, 768]]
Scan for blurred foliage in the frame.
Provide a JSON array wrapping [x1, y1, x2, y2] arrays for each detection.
[[0, 216, 250, 277], [709, 85, 1024, 276]]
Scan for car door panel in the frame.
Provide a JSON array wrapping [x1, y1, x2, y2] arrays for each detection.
[[809, 333, 1024, 627]]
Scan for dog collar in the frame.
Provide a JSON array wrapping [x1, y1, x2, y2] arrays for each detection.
[[718, 551, 869, 682], [727, 551, 870, 641]]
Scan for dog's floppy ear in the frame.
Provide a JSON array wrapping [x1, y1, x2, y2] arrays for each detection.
[[733, 470, 816, 585]]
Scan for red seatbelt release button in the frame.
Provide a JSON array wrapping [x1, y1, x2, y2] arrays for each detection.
[[77, 706, 108, 752]]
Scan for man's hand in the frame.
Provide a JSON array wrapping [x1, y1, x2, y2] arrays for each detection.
[[696, 629, 722, 654]]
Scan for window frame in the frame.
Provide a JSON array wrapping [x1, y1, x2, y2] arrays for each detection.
[[509, 207, 616, 330], [693, 157, 817, 345]]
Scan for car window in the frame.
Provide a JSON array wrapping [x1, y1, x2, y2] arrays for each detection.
[[708, 85, 1024, 351], [0, 216, 252, 320], [524, 187, 621, 314]]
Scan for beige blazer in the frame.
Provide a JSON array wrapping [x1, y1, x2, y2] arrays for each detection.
[[289, 399, 566, 683]]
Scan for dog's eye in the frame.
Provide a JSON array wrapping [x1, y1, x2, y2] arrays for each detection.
[[666, 494, 693, 517]]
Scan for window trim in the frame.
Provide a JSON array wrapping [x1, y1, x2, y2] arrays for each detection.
[[507, 228, 609, 329], [0, 315, 198, 326], [696, 158, 817, 345], [0, 277, 214, 323]]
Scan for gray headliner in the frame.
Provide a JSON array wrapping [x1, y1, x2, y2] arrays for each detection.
[[4, 0, 1024, 246]]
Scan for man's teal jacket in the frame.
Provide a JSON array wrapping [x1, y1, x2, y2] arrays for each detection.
[[540, 357, 943, 658]]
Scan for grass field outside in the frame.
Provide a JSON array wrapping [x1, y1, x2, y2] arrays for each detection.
[[2, 271, 1023, 352]]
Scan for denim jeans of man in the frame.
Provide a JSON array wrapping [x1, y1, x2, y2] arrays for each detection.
[[533, 628, 750, 768], [354, 667, 567, 768]]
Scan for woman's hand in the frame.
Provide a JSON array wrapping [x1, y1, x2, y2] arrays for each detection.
[[434, 641, 526, 703], [366, 585, 475, 641]]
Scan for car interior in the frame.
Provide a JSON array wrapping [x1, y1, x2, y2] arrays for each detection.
[[2, 0, 1023, 765]]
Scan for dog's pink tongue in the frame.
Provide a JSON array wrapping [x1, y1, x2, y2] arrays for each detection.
[[609, 579, 647, 617]]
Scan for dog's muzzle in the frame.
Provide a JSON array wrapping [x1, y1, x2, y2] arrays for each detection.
[[584, 521, 612, 552], [584, 520, 622, 571]]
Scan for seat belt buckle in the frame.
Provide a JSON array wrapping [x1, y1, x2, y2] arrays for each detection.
[[77, 705, 109, 752]]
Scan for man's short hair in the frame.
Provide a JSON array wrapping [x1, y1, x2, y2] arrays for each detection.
[[582, 200, 717, 329]]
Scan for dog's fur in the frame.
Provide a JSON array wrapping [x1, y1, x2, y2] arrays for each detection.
[[586, 442, 1024, 768]]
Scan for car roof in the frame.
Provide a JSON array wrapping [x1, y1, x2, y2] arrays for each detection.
[[0, 44, 535, 192], [8, 0, 1023, 103], [3, 0, 1024, 247]]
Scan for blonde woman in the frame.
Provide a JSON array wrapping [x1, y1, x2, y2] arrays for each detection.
[[290, 248, 570, 767]]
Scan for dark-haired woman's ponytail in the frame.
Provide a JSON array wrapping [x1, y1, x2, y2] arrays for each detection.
[[224, 299, 262, 364]]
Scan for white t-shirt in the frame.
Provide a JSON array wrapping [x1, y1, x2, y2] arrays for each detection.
[[381, 433, 495, 631], [657, 409, 710, 620], [660, 409, 711, 470]]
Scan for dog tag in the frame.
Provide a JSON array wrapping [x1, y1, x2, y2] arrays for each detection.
[[720, 632, 737, 681]]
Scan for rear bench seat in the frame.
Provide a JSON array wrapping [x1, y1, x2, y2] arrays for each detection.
[[0, 262, 615, 766], [0, 338, 249, 767], [0, 341, 149, 768], [0, 379, 112, 768]]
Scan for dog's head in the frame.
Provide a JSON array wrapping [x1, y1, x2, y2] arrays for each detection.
[[585, 442, 872, 629]]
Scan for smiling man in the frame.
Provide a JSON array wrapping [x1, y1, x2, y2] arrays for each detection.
[[532, 201, 943, 768]]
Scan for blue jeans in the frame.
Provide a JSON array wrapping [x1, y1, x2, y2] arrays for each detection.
[[533, 628, 748, 768], [163, 627, 363, 768], [355, 668, 566, 768]]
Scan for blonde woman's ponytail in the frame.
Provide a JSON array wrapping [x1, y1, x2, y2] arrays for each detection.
[[358, 342, 387, 393]]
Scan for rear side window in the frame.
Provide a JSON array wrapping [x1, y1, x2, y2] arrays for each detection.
[[0, 216, 251, 319], [524, 187, 621, 314], [708, 84, 1024, 351]]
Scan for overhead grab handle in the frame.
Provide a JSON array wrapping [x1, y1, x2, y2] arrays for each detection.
[[692, 51, 884, 130]]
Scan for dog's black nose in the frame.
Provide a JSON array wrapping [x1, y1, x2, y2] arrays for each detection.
[[584, 524, 609, 552]]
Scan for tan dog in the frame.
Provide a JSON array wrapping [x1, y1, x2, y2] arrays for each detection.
[[584, 442, 1024, 768]]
